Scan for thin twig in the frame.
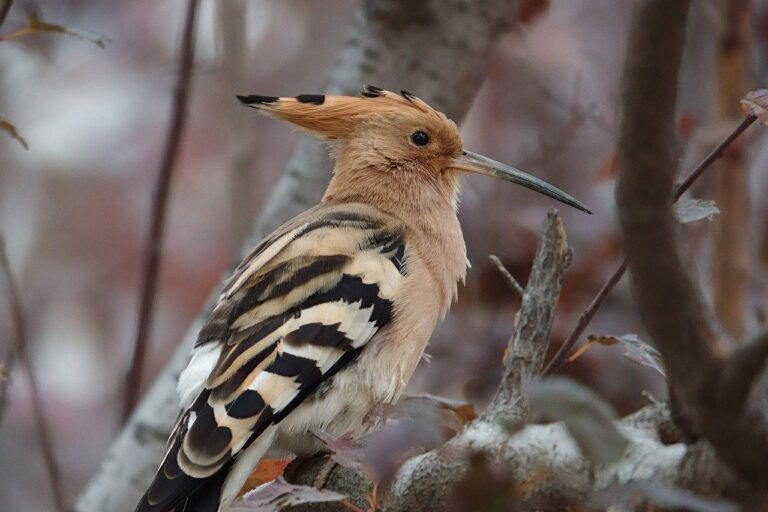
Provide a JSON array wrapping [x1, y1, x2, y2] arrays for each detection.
[[0, 0, 13, 28], [0, 238, 66, 512], [122, 0, 200, 422], [489, 254, 525, 299], [543, 114, 757, 376], [674, 115, 756, 201]]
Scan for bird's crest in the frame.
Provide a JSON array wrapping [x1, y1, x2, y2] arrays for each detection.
[[237, 86, 447, 140]]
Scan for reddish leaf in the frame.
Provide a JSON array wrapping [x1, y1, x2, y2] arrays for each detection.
[[518, 0, 550, 24], [240, 458, 293, 496]]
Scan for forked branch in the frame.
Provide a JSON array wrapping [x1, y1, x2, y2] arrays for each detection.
[[617, 0, 768, 489]]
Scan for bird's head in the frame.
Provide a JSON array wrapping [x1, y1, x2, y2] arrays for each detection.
[[238, 86, 590, 214]]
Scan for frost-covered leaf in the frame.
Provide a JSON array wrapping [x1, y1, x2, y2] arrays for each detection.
[[231, 477, 346, 512], [528, 377, 628, 464], [0, 119, 28, 149], [740, 88, 768, 126], [675, 199, 720, 224], [591, 481, 738, 512], [0, 13, 109, 48], [587, 333, 665, 377]]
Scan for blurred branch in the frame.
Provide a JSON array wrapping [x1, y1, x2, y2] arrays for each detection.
[[75, 1, 523, 510], [543, 114, 756, 376], [719, 329, 768, 411], [710, 0, 752, 341], [0, 238, 66, 512], [487, 211, 571, 419], [122, 0, 200, 422], [0, 0, 13, 29], [0, 117, 28, 150], [522, 62, 614, 134], [215, 0, 258, 247], [543, 259, 626, 375], [618, 0, 768, 490]]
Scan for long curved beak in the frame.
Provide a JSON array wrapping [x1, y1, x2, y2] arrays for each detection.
[[451, 150, 592, 214]]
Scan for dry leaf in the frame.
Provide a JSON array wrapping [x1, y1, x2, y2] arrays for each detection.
[[231, 477, 346, 512], [0, 13, 109, 48], [0, 119, 28, 149], [587, 334, 665, 377], [740, 89, 768, 125], [240, 458, 293, 497]]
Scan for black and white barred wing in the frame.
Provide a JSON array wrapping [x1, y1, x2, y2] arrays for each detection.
[[136, 205, 406, 512]]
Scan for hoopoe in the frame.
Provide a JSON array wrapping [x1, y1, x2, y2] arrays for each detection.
[[135, 86, 589, 512]]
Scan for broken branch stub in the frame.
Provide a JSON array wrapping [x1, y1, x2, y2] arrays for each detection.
[[486, 209, 572, 420]]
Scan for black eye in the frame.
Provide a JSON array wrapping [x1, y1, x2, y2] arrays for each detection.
[[411, 131, 429, 146]]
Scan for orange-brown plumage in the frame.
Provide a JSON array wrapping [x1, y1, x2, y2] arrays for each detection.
[[135, 87, 588, 512]]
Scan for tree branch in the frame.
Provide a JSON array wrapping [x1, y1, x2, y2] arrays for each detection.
[[122, 0, 200, 422], [617, 0, 768, 490], [0, 0, 13, 29], [544, 113, 756, 376], [0, 238, 66, 512], [487, 210, 571, 419]]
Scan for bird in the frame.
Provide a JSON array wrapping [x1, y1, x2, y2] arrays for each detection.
[[134, 85, 590, 512]]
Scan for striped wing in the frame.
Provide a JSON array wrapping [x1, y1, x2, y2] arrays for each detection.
[[136, 204, 406, 511]]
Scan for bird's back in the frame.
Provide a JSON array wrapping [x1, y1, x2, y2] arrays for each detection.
[[135, 202, 414, 512]]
